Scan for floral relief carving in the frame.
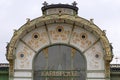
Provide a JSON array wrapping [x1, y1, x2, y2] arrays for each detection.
[[50, 26, 70, 41], [71, 32, 92, 49], [87, 46, 103, 69], [28, 32, 48, 49], [17, 46, 33, 68]]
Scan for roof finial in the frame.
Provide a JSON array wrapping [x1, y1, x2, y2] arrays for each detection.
[[26, 18, 30, 23], [90, 18, 94, 23], [43, 1, 48, 6], [72, 1, 77, 6]]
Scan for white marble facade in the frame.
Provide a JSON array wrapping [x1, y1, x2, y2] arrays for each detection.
[[14, 23, 105, 80], [7, 3, 112, 80]]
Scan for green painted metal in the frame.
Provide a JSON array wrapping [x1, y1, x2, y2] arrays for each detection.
[[0, 71, 9, 80], [110, 73, 120, 80]]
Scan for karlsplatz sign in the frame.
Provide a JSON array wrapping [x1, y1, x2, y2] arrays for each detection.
[[35, 70, 81, 78]]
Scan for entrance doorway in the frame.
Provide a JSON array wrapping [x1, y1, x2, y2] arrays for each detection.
[[34, 45, 86, 80]]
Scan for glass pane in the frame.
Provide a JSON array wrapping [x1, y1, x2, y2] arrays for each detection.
[[34, 45, 86, 80]]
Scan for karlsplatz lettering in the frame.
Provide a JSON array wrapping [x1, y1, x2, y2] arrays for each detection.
[[41, 71, 78, 77]]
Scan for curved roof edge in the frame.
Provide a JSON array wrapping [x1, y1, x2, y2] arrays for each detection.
[[6, 15, 113, 61]]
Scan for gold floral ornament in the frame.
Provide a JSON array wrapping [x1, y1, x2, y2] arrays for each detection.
[[95, 52, 102, 60], [80, 32, 88, 40], [17, 51, 26, 60], [32, 32, 40, 40], [30, 32, 40, 48], [56, 26, 64, 33]]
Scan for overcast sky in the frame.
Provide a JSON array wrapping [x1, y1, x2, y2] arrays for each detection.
[[0, 0, 120, 64]]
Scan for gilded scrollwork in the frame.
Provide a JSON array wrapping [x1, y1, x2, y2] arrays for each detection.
[[7, 16, 112, 61]]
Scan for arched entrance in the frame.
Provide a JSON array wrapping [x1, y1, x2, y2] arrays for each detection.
[[6, 3, 113, 80], [33, 45, 86, 80]]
